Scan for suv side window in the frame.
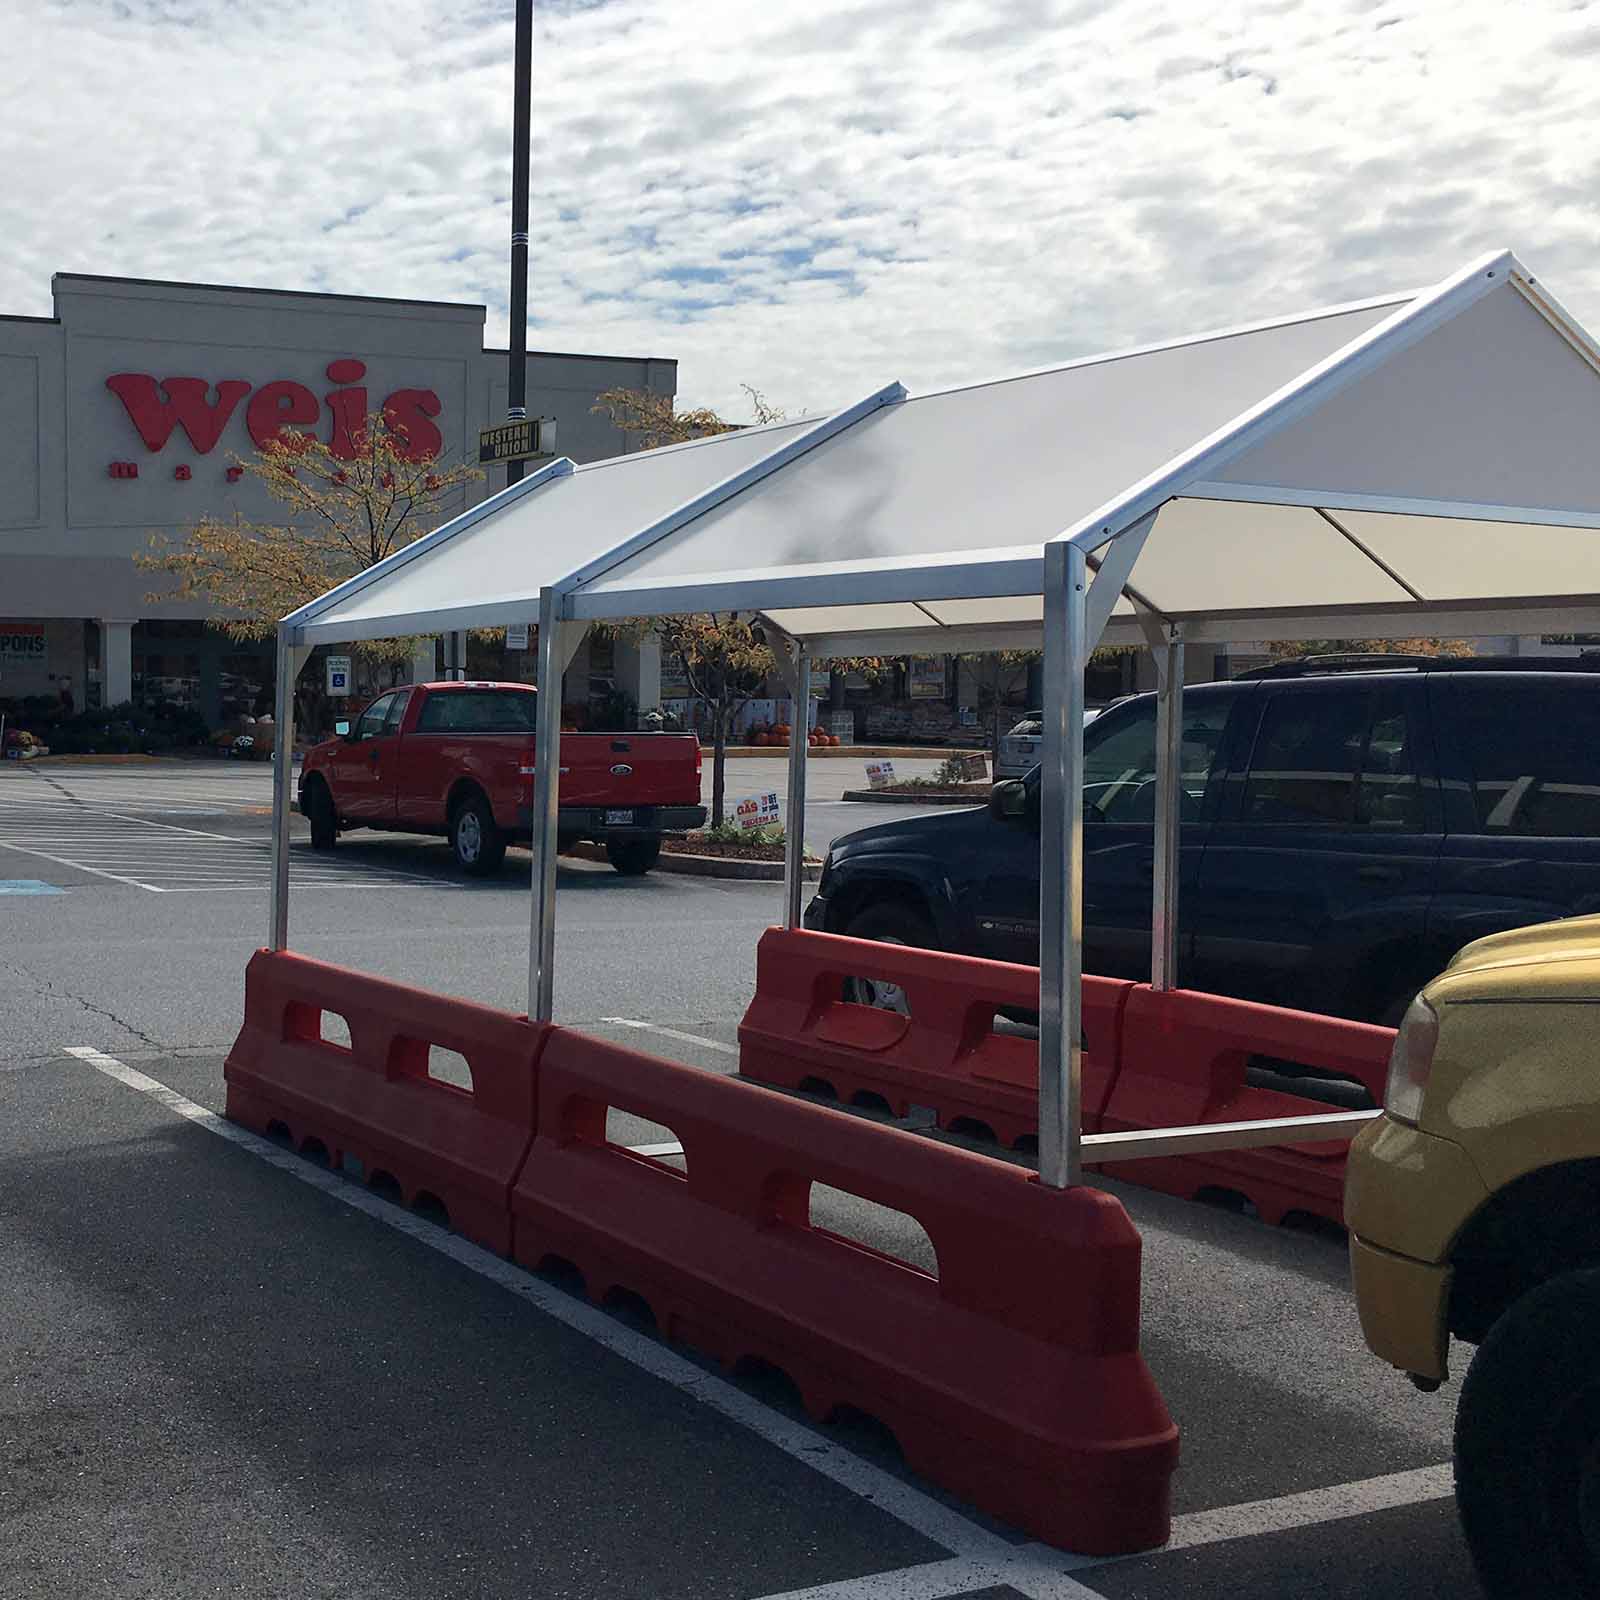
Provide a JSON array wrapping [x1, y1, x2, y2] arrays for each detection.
[[1082, 697, 1229, 824], [353, 693, 394, 741], [1243, 688, 1423, 829], [1455, 681, 1600, 837]]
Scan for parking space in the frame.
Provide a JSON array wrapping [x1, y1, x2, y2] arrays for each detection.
[[0, 793, 450, 892], [0, 757, 1483, 1599], [13, 1034, 1474, 1600]]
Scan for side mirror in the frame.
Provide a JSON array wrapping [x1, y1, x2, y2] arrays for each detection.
[[335, 719, 352, 738], [989, 779, 1029, 821]]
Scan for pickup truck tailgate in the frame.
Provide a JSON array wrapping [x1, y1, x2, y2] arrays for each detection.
[[557, 733, 702, 806]]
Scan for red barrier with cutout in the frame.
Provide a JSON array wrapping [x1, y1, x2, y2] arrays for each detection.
[[738, 928, 1132, 1148], [510, 1026, 1179, 1555], [224, 949, 546, 1253], [1095, 986, 1394, 1224]]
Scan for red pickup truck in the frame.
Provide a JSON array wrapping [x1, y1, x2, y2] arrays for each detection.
[[296, 681, 705, 876]]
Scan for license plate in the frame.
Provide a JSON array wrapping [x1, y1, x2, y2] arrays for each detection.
[[605, 809, 634, 825]]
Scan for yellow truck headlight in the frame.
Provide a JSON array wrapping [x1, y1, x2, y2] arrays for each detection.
[[1384, 996, 1439, 1126]]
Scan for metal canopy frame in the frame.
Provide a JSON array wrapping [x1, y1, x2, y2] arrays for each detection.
[[267, 246, 1600, 1193]]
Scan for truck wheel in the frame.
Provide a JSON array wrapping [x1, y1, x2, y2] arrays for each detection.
[[840, 904, 932, 1013], [1455, 1267, 1600, 1597], [304, 780, 337, 852], [606, 838, 661, 876], [450, 792, 506, 876]]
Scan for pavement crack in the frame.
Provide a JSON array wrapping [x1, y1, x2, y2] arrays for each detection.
[[0, 956, 165, 1051]]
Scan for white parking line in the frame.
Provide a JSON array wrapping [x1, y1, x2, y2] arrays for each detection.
[[65, 1045, 1461, 1600], [0, 800, 446, 892], [601, 1016, 740, 1056], [63, 1046, 1104, 1600]]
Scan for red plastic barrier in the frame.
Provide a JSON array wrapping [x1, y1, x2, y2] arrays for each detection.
[[738, 928, 1132, 1148], [1096, 987, 1395, 1225], [510, 1026, 1179, 1556], [224, 949, 546, 1253]]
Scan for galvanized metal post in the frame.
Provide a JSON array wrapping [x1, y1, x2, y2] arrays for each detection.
[[1038, 540, 1088, 1189], [268, 630, 308, 951], [782, 647, 811, 928], [529, 589, 564, 1020], [505, 0, 533, 489], [1151, 623, 1184, 991]]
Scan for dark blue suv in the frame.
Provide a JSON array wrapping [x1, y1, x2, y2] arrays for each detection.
[[803, 659, 1600, 1024]]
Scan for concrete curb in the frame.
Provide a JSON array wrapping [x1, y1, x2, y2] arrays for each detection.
[[565, 840, 821, 881], [839, 789, 990, 806], [24, 752, 162, 765]]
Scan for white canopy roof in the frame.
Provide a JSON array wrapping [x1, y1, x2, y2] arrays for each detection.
[[284, 249, 1600, 653]]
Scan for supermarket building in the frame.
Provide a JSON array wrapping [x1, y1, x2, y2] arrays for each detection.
[[0, 273, 676, 724]]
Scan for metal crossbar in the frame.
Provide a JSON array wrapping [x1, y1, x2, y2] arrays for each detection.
[[1080, 1109, 1380, 1163]]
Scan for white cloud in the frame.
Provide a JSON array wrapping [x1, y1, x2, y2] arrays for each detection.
[[6, 0, 1600, 421]]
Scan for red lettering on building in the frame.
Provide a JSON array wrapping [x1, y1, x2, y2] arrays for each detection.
[[174, 463, 192, 481], [225, 466, 244, 483], [105, 360, 447, 471], [245, 380, 320, 452], [324, 358, 368, 460], [108, 460, 139, 479], [105, 374, 251, 454], [383, 387, 443, 462]]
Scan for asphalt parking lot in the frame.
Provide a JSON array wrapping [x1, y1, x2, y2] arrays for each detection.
[[0, 759, 1479, 1599]]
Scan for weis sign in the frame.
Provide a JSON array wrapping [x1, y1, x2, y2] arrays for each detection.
[[104, 359, 444, 469]]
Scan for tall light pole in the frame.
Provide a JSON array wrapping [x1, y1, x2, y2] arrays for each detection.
[[506, 0, 533, 488]]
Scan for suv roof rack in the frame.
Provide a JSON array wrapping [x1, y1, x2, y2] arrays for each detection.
[[1236, 653, 1600, 680]]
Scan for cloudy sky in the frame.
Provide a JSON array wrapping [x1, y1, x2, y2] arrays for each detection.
[[6, 0, 1599, 418]]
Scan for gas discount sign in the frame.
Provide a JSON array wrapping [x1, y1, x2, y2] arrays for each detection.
[[735, 792, 783, 831]]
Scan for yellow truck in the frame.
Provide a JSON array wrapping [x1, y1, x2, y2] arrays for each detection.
[[1346, 914, 1600, 1598]]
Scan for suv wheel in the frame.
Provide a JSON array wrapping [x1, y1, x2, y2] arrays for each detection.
[[1455, 1267, 1600, 1597], [304, 780, 337, 852], [450, 791, 506, 876], [840, 904, 933, 1014]]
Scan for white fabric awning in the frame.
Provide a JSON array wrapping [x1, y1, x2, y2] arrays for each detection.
[[284, 249, 1600, 653]]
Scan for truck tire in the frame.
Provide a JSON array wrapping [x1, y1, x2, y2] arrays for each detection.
[[1455, 1267, 1600, 1597], [304, 779, 337, 852], [449, 791, 506, 876], [840, 903, 933, 1014], [606, 838, 661, 876]]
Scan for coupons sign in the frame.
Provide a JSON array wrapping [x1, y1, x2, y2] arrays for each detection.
[[865, 760, 896, 790], [735, 791, 783, 831], [0, 623, 46, 664]]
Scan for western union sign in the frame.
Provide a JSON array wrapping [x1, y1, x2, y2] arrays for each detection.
[[478, 417, 555, 465]]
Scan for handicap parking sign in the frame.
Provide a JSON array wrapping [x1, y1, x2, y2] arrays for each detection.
[[325, 654, 352, 697]]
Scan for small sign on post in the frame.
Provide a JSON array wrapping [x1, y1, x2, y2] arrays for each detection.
[[505, 623, 530, 651], [325, 654, 352, 697], [478, 418, 556, 465], [953, 752, 989, 782], [735, 792, 783, 831], [865, 760, 896, 790]]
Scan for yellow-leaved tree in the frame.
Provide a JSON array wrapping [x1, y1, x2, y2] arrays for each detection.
[[139, 409, 480, 728]]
